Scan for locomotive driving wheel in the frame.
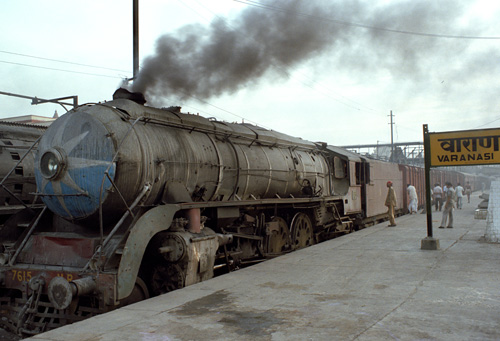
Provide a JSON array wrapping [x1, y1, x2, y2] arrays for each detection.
[[150, 263, 186, 296], [120, 277, 150, 306], [266, 216, 290, 254], [290, 212, 314, 250]]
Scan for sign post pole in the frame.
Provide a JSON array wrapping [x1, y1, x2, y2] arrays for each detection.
[[421, 124, 440, 250]]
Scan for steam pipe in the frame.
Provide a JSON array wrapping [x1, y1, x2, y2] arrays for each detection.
[[186, 208, 201, 233]]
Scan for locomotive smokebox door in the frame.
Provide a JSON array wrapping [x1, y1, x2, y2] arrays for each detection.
[[35, 111, 117, 221]]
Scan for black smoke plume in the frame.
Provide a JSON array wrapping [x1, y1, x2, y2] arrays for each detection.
[[130, 0, 492, 104]]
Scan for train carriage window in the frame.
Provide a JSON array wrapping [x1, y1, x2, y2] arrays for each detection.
[[364, 162, 371, 183], [355, 163, 362, 185], [354, 162, 370, 185], [333, 156, 346, 179]]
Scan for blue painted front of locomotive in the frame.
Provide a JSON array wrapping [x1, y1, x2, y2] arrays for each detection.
[[35, 110, 116, 220]]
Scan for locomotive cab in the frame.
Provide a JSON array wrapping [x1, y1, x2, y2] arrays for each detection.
[[325, 145, 369, 216]]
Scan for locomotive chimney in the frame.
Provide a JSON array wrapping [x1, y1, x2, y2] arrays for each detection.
[[112, 88, 146, 105]]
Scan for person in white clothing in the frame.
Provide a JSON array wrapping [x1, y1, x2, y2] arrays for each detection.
[[407, 184, 418, 214], [455, 183, 464, 209]]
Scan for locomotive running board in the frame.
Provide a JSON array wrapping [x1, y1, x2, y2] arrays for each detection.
[[176, 195, 343, 209]]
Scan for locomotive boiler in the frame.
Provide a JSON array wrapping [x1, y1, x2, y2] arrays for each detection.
[[35, 95, 332, 222], [0, 91, 366, 335]]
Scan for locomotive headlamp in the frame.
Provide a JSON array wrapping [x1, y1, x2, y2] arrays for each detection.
[[40, 149, 65, 179]]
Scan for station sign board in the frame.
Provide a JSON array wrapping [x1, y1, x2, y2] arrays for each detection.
[[428, 127, 500, 167]]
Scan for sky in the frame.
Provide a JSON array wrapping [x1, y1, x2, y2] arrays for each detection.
[[1, 0, 500, 147]]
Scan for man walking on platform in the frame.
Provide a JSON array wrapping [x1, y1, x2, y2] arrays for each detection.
[[433, 183, 443, 211], [465, 182, 472, 203], [439, 182, 455, 229], [407, 184, 418, 214], [385, 181, 397, 227]]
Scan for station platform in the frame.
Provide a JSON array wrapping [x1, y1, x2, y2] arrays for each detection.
[[31, 193, 500, 340]]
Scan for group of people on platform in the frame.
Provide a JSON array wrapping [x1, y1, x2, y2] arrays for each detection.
[[432, 181, 471, 229], [384, 181, 473, 229], [432, 182, 471, 211]]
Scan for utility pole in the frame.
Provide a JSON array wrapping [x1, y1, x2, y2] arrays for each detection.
[[133, 0, 139, 79], [389, 110, 395, 162]]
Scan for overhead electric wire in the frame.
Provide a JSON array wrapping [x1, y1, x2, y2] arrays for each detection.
[[0, 50, 130, 73], [177, 88, 267, 128], [0, 60, 127, 79], [475, 116, 500, 128], [235, 0, 500, 40], [175, 0, 214, 24]]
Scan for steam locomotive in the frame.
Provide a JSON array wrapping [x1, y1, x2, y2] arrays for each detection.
[[0, 91, 482, 336]]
